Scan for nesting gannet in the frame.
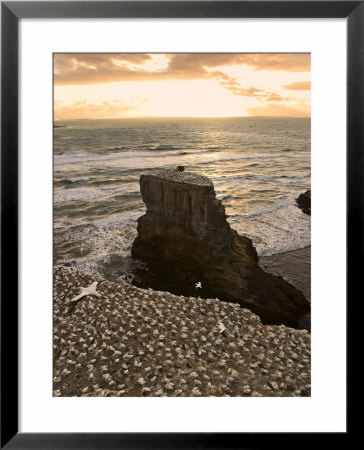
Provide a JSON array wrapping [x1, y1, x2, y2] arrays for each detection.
[[71, 282, 101, 302]]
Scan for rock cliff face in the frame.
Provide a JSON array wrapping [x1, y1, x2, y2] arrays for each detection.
[[131, 169, 310, 327]]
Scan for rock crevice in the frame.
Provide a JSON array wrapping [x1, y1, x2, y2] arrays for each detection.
[[131, 169, 310, 327]]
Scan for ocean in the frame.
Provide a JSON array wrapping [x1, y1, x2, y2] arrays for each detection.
[[54, 117, 311, 298]]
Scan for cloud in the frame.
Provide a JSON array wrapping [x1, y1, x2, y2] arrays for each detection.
[[246, 102, 310, 117], [265, 93, 291, 102], [54, 54, 161, 85], [283, 81, 311, 90], [54, 53, 152, 74], [208, 69, 291, 102], [166, 53, 310, 73], [54, 53, 310, 85], [54, 99, 145, 119], [238, 53, 310, 72], [54, 54, 311, 118], [228, 86, 266, 97], [217, 73, 290, 102]]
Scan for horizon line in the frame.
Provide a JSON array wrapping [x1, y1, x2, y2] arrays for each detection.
[[54, 115, 311, 121]]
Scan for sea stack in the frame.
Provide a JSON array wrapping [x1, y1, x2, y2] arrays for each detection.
[[131, 169, 310, 327]]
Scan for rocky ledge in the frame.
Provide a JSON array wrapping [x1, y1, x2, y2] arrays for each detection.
[[54, 265, 310, 397], [296, 189, 311, 215], [131, 169, 310, 327]]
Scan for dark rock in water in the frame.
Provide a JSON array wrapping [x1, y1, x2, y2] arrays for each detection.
[[131, 169, 310, 327], [296, 190, 311, 215], [177, 166, 185, 172]]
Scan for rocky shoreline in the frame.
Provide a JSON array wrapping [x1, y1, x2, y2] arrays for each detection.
[[54, 265, 311, 397]]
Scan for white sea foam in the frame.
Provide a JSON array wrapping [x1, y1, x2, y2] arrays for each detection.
[[54, 182, 140, 204], [229, 204, 311, 256], [54, 149, 309, 170], [216, 194, 231, 201], [54, 210, 145, 278], [214, 173, 311, 184], [68, 176, 89, 183]]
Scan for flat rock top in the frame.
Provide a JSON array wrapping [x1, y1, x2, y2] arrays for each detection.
[[146, 169, 213, 187]]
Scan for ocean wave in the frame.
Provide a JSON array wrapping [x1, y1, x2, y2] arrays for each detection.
[[53, 211, 144, 273], [68, 177, 89, 183], [55, 148, 310, 170], [104, 146, 127, 151], [55, 150, 192, 166], [255, 173, 310, 182], [241, 201, 293, 219], [228, 204, 310, 256], [54, 183, 140, 204], [214, 173, 310, 183], [177, 151, 190, 156], [216, 194, 231, 201], [199, 153, 310, 165], [281, 174, 310, 179], [144, 144, 185, 151]]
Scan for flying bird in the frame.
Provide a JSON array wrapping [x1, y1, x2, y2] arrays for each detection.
[[71, 282, 101, 302], [195, 282, 202, 289]]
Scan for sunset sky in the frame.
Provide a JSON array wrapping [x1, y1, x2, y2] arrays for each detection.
[[54, 53, 310, 119]]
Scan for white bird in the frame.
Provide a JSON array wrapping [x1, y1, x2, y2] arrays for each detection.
[[71, 282, 101, 302], [195, 282, 202, 289]]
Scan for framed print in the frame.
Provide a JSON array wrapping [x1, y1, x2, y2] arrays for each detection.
[[1, 1, 358, 447]]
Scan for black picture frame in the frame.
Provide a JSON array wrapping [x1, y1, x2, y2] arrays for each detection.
[[1, 1, 357, 448]]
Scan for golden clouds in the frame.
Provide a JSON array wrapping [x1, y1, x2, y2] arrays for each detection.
[[54, 53, 311, 118], [54, 53, 310, 86], [283, 81, 311, 90]]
